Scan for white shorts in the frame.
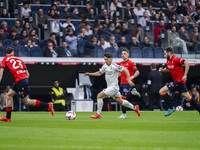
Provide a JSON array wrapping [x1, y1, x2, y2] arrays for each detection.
[[103, 86, 121, 99]]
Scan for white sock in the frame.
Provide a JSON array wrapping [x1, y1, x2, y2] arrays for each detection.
[[122, 100, 135, 110], [97, 99, 103, 115]]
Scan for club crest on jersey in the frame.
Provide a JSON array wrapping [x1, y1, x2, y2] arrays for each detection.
[[126, 63, 128, 66]]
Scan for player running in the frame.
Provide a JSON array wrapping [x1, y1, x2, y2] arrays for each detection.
[[84, 52, 140, 119], [118, 48, 140, 119], [159, 47, 200, 116], [0, 47, 54, 122]]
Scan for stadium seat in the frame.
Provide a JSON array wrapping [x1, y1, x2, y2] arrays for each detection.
[[30, 46, 42, 57], [10, 45, 19, 56], [59, 13, 67, 19], [94, 46, 105, 58], [127, 28, 134, 34], [0, 46, 5, 56], [142, 47, 154, 58], [3, 39, 13, 48], [19, 39, 25, 46], [40, 40, 47, 49], [18, 46, 30, 57], [78, 40, 87, 56], [154, 47, 164, 58], [4, 33, 9, 38], [130, 47, 142, 58], [103, 28, 112, 33], [173, 46, 182, 54], [117, 47, 128, 57], [115, 34, 121, 43], [105, 47, 118, 58], [125, 35, 132, 43]]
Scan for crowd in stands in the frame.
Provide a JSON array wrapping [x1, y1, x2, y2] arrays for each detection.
[[0, 0, 199, 57]]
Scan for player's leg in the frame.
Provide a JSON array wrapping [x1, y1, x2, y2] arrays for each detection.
[[181, 92, 200, 113], [115, 96, 140, 117], [0, 89, 16, 122], [90, 90, 108, 119], [119, 84, 130, 118], [159, 84, 175, 116], [21, 96, 54, 115]]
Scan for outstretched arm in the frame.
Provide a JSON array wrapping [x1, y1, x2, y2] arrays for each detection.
[[0, 68, 4, 83], [84, 71, 102, 76], [182, 60, 190, 81]]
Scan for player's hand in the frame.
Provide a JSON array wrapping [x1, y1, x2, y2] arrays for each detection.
[[128, 80, 135, 87], [182, 74, 187, 81], [84, 72, 90, 76], [159, 67, 163, 72]]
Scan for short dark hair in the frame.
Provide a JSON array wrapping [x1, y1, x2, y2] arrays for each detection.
[[122, 48, 129, 53], [50, 32, 56, 37], [150, 63, 156, 69], [13, 37, 19, 41], [47, 41, 53, 46], [137, 24, 142, 28], [6, 47, 14, 54], [164, 47, 174, 54], [53, 79, 58, 83], [104, 52, 113, 58]]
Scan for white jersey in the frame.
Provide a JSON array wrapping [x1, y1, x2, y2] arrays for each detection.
[[100, 63, 124, 89]]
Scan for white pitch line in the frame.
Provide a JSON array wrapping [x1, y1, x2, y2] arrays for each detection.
[[0, 144, 198, 150]]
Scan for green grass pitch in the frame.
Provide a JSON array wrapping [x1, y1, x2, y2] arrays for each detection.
[[0, 111, 200, 150]]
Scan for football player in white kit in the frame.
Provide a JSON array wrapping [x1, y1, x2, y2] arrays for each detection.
[[84, 52, 140, 119]]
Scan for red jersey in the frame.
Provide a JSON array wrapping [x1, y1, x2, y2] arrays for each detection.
[[0, 55, 28, 83], [120, 59, 138, 84], [166, 55, 185, 83]]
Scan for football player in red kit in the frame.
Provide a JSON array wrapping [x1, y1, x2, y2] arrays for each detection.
[[0, 47, 54, 122], [159, 47, 200, 116], [118, 48, 141, 118]]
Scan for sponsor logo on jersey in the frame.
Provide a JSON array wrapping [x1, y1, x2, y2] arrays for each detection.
[[167, 65, 175, 69]]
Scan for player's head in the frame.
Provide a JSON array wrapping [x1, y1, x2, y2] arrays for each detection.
[[164, 47, 174, 60], [5, 47, 14, 56], [150, 63, 156, 71], [53, 79, 59, 87], [121, 48, 129, 61], [104, 52, 113, 65]]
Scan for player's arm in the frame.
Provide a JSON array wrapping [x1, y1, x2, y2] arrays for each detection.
[[25, 69, 30, 78], [122, 68, 135, 86], [0, 68, 4, 83], [159, 67, 169, 73], [131, 70, 140, 80], [84, 71, 102, 76], [118, 72, 121, 78], [182, 60, 190, 81]]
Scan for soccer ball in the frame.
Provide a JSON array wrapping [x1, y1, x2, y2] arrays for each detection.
[[66, 111, 76, 120], [176, 106, 183, 111]]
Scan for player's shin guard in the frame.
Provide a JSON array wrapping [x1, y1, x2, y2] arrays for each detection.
[[97, 99, 103, 115], [189, 97, 200, 112], [160, 93, 173, 109], [6, 107, 12, 119], [121, 96, 127, 114], [35, 100, 49, 108], [122, 100, 135, 110]]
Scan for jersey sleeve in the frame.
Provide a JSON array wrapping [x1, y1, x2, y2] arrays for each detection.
[[0, 58, 6, 69], [99, 64, 106, 74], [113, 63, 124, 72], [174, 56, 185, 65], [130, 62, 138, 72]]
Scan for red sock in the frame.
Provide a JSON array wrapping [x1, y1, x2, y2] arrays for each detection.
[[6, 107, 12, 119], [121, 96, 126, 100], [189, 96, 193, 103], [35, 100, 40, 107]]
